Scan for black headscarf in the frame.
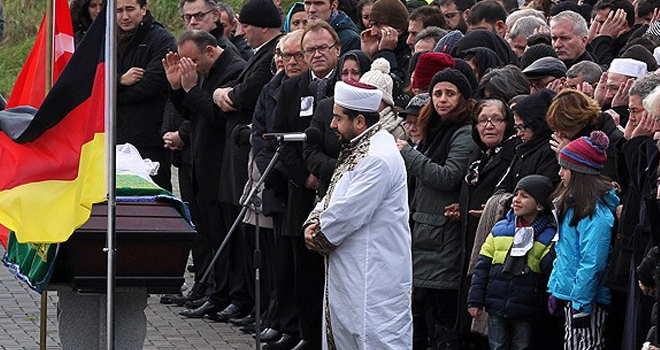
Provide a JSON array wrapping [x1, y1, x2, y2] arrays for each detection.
[[336, 49, 372, 82], [452, 30, 519, 67], [461, 47, 505, 79]]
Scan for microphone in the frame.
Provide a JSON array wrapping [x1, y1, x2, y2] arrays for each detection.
[[263, 127, 322, 144]]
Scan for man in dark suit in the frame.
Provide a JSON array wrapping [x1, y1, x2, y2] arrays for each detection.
[[163, 29, 247, 318], [205, 0, 283, 324], [265, 20, 341, 350]]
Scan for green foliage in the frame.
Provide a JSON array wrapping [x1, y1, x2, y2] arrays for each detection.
[[0, 0, 298, 97]]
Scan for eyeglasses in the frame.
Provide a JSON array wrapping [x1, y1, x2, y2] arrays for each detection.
[[443, 11, 460, 20], [513, 124, 529, 132], [476, 117, 505, 126], [182, 9, 215, 23], [281, 51, 305, 62], [303, 43, 336, 56]]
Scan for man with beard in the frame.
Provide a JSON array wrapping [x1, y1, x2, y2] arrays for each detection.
[[264, 20, 340, 350], [304, 80, 412, 350]]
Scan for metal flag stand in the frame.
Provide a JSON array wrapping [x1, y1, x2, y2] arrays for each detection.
[[105, 0, 118, 348], [40, 0, 55, 347]]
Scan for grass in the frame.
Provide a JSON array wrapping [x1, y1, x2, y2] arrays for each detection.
[[0, 0, 296, 97]]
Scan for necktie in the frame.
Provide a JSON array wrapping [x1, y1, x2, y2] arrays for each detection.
[[316, 77, 329, 103]]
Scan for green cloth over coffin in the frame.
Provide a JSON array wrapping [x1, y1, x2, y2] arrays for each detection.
[[3, 174, 191, 294]]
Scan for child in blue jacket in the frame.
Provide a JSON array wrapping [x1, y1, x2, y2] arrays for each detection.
[[548, 131, 619, 349], [468, 174, 556, 350]]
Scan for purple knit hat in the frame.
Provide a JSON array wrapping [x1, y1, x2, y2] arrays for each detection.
[[558, 131, 609, 175]]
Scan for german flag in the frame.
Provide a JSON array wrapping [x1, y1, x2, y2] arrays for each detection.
[[0, 5, 107, 244]]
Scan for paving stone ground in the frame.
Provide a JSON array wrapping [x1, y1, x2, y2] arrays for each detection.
[[0, 246, 259, 350], [0, 168, 261, 349]]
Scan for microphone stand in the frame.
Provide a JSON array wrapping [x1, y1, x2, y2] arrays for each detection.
[[195, 142, 285, 349]]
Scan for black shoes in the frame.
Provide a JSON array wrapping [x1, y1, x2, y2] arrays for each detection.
[[255, 327, 281, 342], [167, 282, 206, 306], [229, 314, 255, 327], [261, 333, 299, 350], [184, 297, 207, 310], [205, 303, 245, 323], [179, 301, 223, 318], [291, 340, 312, 350]]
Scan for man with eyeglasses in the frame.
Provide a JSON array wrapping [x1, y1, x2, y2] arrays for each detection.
[[116, 0, 176, 190], [162, 29, 246, 320], [179, 0, 241, 60], [304, 0, 360, 54], [250, 29, 311, 349], [434, 0, 474, 34], [264, 20, 341, 350], [594, 58, 647, 115]]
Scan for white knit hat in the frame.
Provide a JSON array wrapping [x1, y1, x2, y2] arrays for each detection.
[[359, 58, 394, 107], [334, 81, 383, 113], [608, 58, 648, 78]]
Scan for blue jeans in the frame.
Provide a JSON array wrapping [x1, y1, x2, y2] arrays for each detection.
[[488, 314, 532, 350]]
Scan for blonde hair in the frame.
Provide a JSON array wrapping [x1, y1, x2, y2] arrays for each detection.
[[546, 89, 600, 132]]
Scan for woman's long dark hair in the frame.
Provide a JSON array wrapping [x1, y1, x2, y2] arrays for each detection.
[[551, 171, 614, 227], [417, 93, 475, 141]]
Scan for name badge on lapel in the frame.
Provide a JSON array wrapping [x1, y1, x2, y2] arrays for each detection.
[[300, 96, 314, 117]]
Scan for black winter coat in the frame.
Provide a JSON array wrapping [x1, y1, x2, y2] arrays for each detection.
[[218, 35, 281, 206], [302, 97, 341, 198], [271, 70, 335, 236], [117, 12, 176, 148], [252, 71, 288, 216], [496, 134, 559, 194], [169, 49, 246, 206]]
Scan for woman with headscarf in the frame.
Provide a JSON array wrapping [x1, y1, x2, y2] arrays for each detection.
[[283, 2, 307, 32], [495, 89, 560, 194], [396, 69, 478, 350], [303, 50, 371, 197], [461, 47, 505, 81], [452, 30, 519, 67]]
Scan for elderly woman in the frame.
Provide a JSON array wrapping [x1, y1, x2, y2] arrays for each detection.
[[461, 99, 519, 253], [397, 69, 478, 350]]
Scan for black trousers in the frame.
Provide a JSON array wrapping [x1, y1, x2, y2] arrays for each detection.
[[208, 203, 252, 313], [240, 223, 271, 316], [266, 215, 298, 333], [415, 288, 461, 350], [292, 236, 324, 347]]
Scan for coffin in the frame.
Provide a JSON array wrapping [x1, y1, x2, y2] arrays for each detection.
[[49, 201, 195, 294]]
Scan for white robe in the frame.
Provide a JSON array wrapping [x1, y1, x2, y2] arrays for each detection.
[[317, 130, 413, 350]]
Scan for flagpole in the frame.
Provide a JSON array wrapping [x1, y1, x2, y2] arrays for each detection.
[[104, 0, 118, 348], [39, 0, 55, 348]]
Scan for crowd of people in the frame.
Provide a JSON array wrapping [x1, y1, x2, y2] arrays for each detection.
[[63, 0, 660, 348]]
